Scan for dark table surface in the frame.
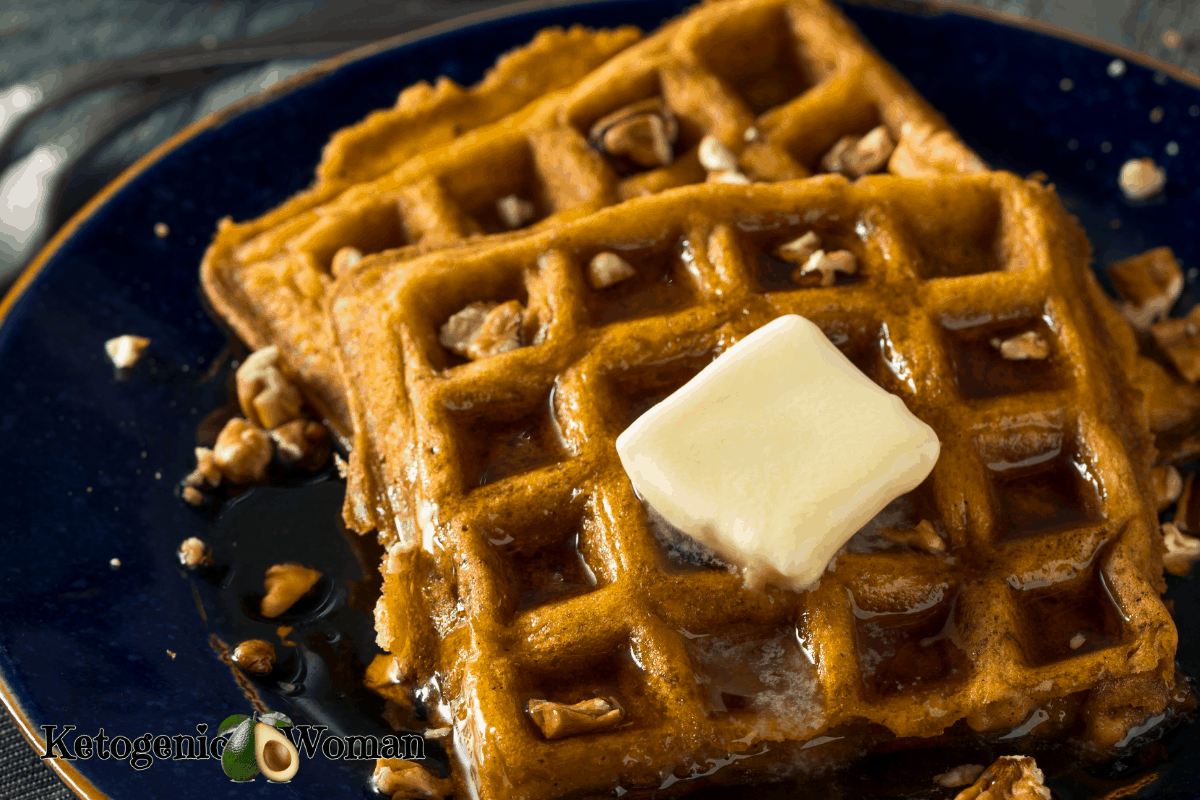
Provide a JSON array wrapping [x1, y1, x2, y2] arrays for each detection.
[[1, 0, 1197, 797]]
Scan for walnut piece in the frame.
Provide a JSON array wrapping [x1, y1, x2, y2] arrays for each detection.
[[776, 231, 822, 264], [881, 519, 946, 553], [953, 755, 1051, 800], [1153, 464, 1184, 512], [587, 98, 677, 169], [177, 537, 212, 568], [235, 346, 304, 430], [104, 335, 150, 368], [934, 764, 985, 788], [587, 252, 637, 290], [331, 246, 363, 277], [373, 758, 454, 800], [213, 417, 273, 483], [231, 639, 275, 675], [527, 696, 624, 739], [270, 419, 330, 470], [261, 562, 323, 618], [1151, 306, 1200, 382], [1108, 247, 1183, 330], [990, 331, 1051, 361], [1119, 157, 1166, 201], [793, 249, 857, 287], [1069, 632, 1087, 650], [1162, 522, 1200, 577], [438, 300, 524, 360], [184, 446, 222, 488], [698, 134, 737, 172], [496, 194, 537, 230], [821, 126, 895, 178]]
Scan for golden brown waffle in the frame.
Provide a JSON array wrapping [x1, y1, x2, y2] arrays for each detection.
[[202, 0, 983, 439], [330, 173, 1176, 799], [201, 24, 643, 436]]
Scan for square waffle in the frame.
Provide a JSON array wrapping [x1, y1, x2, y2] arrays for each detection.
[[329, 172, 1177, 799], [202, 0, 983, 440]]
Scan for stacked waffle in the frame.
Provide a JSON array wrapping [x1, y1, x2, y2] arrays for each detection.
[[199, 1, 1187, 797]]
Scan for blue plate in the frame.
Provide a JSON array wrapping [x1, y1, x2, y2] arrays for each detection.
[[3, 1, 1200, 797]]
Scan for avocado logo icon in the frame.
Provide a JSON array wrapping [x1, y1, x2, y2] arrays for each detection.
[[215, 711, 300, 783]]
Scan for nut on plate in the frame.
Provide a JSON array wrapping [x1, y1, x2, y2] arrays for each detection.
[[373, 758, 454, 800], [213, 417, 273, 483], [270, 419, 330, 470], [527, 696, 624, 739], [231, 639, 276, 675], [236, 346, 304, 429], [587, 97, 678, 170], [439, 300, 524, 360], [177, 537, 212, 568], [1107, 247, 1183, 330], [1162, 522, 1200, 577], [952, 755, 1051, 800], [1119, 157, 1166, 201], [104, 335, 150, 368], [990, 331, 1051, 361], [260, 563, 323, 618], [587, 252, 637, 290], [1151, 306, 1200, 382]]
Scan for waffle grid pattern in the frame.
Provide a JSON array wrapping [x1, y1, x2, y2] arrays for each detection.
[[203, 0, 982, 439], [332, 174, 1174, 799]]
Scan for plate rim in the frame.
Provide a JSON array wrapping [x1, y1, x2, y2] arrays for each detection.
[[1, 1, 1197, 797]]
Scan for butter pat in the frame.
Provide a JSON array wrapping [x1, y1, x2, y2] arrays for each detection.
[[615, 315, 940, 591]]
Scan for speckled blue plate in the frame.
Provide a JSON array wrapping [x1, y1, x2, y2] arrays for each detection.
[[3, 1, 1200, 797]]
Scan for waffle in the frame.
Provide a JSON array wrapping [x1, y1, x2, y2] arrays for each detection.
[[329, 173, 1177, 799], [202, 0, 983, 440], [200, 24, 643, 437]]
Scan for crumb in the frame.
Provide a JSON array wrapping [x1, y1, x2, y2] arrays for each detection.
[[334, 453, 348, 479], [1069, 632, 1086, 650], [154, 222, 169, 238], [166, 650, 176, 659], [105, 335, 150, 368], [109, 558, 121, 569], [181, 486, 205, 506]]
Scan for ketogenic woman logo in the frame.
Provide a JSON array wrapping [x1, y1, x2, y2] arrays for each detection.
[[41, 709, 427, 782]]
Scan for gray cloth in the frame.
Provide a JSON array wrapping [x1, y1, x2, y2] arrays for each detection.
[[0, 0, 1196, 797]]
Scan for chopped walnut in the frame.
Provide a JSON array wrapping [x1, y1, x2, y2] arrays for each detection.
[[260, 562, 323, 618], [527, 696, 624, 739], [177, 537, 212, 568], [821, 126, 896, 179], [1162, 522, 1200, 577], [1107, 247, 1183, 330], [104, 335, 150, 368], [331, 246, 363, 277], [706, 169, 751, 184], [793, 249, 857, 287], [587, 252, 637, 290], [231, 639, 275, 675], [1153, 464, 1184, 512], [952, 755, 1050, 800], [438, 300, 524, 360], [270, 419, 330, 470], [184, 446, 222, 488], [775, 231, 822, 264], [881, 519, 946, 553], [698, 134, 738, 172], [213, 417, 273, 483], [235, 346, 304, 430], [934, 764, 985, 788], [1151, 306, 1200, 382], [181, 486, 205, 506], [1069, 632, 1086, 650], [496, 194, 537, 230], [373, 759, 454, 800], [587, 98, 678, 169], [1119, 157, 1166, 201], [990, 331, 1051, 361]]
